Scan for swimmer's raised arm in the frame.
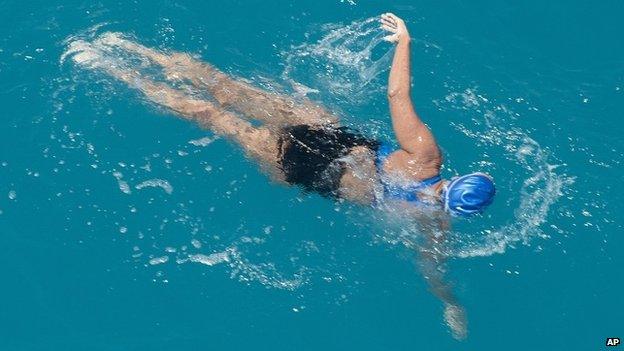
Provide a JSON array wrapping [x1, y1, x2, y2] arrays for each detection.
[[381, 13, 440, 162]]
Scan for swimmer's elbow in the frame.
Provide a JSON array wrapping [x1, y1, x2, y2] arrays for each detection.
[[387, 87, 398, 99], [387, 87, 410, 101], [387, 87, 399, 99]]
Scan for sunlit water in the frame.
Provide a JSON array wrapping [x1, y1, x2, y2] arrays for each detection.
[[1, 1, 622, 350]]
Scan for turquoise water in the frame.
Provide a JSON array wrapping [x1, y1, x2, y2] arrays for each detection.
[[1, 0, 622, 349]]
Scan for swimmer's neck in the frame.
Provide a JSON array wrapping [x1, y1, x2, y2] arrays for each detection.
[[418, 179, 447, 204]]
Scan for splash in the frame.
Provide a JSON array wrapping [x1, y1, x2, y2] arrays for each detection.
[[439, 88, 574, 258], [281, 17, 394, 105], [173, 245, 307, 290], [61, 30, 212, 107], [364, 87, 574, 258], [59, 22, 571, 295]]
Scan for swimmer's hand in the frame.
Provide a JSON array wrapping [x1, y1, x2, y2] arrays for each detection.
[[444, 303, 468, 340], [380, 13, 410, 43]]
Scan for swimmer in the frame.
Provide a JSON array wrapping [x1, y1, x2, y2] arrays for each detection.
[[73, 13, 495, 339]]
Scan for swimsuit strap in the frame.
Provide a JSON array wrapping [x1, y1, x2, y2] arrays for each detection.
[[375, 143, 442, 203], [375, 143, 394, 170], [414, 174, 443, 189]]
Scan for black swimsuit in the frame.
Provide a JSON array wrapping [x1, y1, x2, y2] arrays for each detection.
[[277, 124, 380, 198]]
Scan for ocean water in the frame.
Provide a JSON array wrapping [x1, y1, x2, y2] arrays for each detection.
[[1, 0, 622, 350]]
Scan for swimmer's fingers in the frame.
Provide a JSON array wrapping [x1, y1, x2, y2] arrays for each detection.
[[381, 24, 397, 33], [381, 19, 397, 30], [380, 12, 409, 43], [380, 13, 397, 28], [384, 13, 403, 25], [381, 13, 397, 24], [381, 18, 399, 43], [383, 13, 407, 31]]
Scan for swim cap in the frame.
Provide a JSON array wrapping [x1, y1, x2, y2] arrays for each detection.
[[443, 173, 495, 217]]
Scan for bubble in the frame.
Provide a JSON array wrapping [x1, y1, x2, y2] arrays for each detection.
[[149, 256, 169, 265], [191, 239, 202, 249]]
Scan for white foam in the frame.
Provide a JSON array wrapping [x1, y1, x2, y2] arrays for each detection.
[[188, 136, 219, 147], [135, 179, 173, 194], [224, 247, 306, 290], [188, 252, 230, 266], [149, 256, 169, 265], [191, 239, 202, 249], [112, 171, 131, 194]]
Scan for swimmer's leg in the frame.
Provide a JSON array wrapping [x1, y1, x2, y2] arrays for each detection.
[[99, 33, 339, 127], [98, 65, 285, 180]]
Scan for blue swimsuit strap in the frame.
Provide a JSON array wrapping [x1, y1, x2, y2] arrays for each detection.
[[375, 143, 442, 202]]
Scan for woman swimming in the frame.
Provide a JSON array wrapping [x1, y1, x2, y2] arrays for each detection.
[[70, 13, 495, 339]]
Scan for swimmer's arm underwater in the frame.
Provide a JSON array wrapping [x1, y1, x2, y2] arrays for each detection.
[[417, 216, 467, 340], [381, 13, 440, 162]]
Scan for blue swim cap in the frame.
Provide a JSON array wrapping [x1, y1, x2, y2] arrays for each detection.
[[443, 173, 496, 217]]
